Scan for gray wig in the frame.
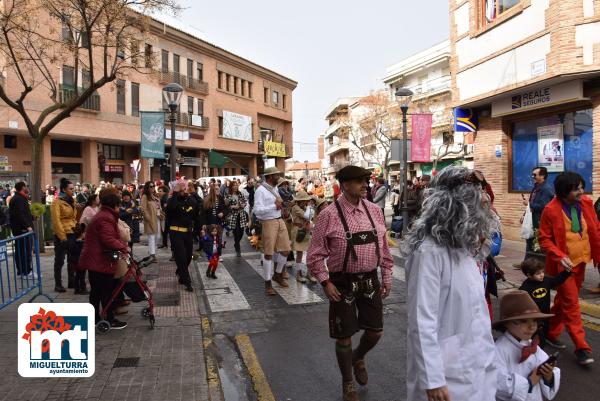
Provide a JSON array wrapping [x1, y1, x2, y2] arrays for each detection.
[[401, 166, 499, 257]]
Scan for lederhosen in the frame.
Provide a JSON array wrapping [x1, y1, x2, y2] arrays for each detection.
[[328, 199, 383, 339]]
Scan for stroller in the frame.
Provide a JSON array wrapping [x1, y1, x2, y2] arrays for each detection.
[[96, 253, 155, 334]]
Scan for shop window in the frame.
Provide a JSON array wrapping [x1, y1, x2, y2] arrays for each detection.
[[51, 139, 81, 157], [4, 135, 17, 149], [511, 109, 593, 192], [481, 0, 520, 26], [103, 144, 123, 160]]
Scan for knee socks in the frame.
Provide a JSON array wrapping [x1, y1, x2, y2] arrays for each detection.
[[335, 343, 354, 383], [353, 332, 381, 362], [263, 258, 273, 281], [275, 253, 286, 273]]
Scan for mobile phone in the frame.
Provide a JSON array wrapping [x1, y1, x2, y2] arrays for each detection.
[[537, 352, 559, 373]]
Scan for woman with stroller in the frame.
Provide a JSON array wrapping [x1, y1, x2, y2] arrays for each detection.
[[225, 180, 248, 257], [80, 187, 129, 330]]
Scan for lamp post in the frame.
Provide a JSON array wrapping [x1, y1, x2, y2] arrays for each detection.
[[304, 160, 309, 179], [395, 87, 413, 235], [162, 83, 184, 182]]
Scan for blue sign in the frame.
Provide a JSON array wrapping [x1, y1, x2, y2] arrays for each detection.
[[454, 108, 478, 132]]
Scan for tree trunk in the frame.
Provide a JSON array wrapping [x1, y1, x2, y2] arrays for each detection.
[[30, 133, 46, 252]]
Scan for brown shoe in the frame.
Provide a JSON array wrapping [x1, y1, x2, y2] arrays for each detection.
[[272, 272, 289, 288], [281, 270, 290, 279], [353, 359, 368, 385], [342, 381, 359, 401], [265, 281, 277, 296], [114, 306, 128, 315]]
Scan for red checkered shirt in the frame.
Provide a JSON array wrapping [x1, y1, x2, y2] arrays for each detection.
[[307, 194, 394, 286]]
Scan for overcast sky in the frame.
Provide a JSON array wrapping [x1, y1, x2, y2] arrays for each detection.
[[175, 0, 450, 161]]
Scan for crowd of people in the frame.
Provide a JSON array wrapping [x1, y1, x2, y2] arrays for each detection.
[[2, 162, 600, 400]]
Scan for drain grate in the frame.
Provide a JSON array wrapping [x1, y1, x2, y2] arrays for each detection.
[[154, 293, 180, 306], [113, 357, 140, 368]]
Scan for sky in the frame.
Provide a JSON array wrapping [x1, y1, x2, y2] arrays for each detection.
[[173, 0, 450, 162]]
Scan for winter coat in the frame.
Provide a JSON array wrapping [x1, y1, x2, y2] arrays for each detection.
[[79, 206, 128, 274], [529, 180, 554, 228], [225, 192, 248, 230], [141, 193, 161, 234], [79, 206, 99, 228], [202, 234, 223, 257], [8, 192, 33, 234], [119, 200, 141, 243], [204, 196, 225, 226], [51, 195, 77, 241], [372, 185, 387, 209]]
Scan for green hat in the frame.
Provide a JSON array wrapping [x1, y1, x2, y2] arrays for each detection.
[[335, 165, 371, 183], [293, 190, 312, 201], [263, 167, 282, 176]]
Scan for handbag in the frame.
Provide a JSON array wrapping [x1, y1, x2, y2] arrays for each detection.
[[295, 228, 307, 242], [520, 203, 534, 239]]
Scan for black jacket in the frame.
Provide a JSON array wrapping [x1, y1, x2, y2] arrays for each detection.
[[165, 194, 200, 231], [519, 270, 571, 314], [9, 192, 33, 234]]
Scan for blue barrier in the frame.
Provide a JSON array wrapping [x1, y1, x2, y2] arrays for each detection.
[[0, 231, 53, 309]]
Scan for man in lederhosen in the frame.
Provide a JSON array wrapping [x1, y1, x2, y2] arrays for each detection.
[[307, 166, 393, 401]]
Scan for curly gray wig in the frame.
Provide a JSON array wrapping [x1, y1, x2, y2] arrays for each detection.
[[401, 166, 499, 257]]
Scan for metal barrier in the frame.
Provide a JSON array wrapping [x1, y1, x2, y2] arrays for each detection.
[[0, 231, 53, 309]]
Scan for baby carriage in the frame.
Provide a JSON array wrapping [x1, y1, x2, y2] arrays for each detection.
[[96, 253, 155, 334]]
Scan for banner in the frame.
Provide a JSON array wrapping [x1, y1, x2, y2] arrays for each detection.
[[140, 112, 165, 159], [208, 150, 230, 168], [222, 111, 253, 142], [454, 108, 478, 132], [537, 124, 564, 173], [264, 141, 286, 157], [410, 114, 433, 162]]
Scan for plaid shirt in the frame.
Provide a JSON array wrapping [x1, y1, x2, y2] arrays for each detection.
[[307, 195, 393, 286]]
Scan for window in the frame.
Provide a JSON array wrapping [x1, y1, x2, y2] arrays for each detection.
[[187, 96, 194, 115], [225, 74, 230, 92], [481, 0, 520, 26], [145, 44, 153, 68], [116, 79, 126, 115], [223, 168, 229, 176], [197, 63, 203, 81], [187, 59, 193, 79], [263, 87, 269, 103], [130, 40, 139, 66], [197, 98, 204, 115], [161, 49, 169, 72], [4, 135, 17, 149], [241, 80, 246, 97], [282, 94, 287, 110], [218, 71, 223, 89], [248, 82, 253, 99], [51, 140, 81, 157], [131, 82, 140, 117], [62, 65, 75, 87], [173, 54, 180, 74], [219, 117, 224, 136], [61, 19, 71, 42], [102, 144, 124, 160], [81, 69, 91, 89], [80, 31, 90, 48], [234, 77, 239, 94], [272, 90, 279, 106]]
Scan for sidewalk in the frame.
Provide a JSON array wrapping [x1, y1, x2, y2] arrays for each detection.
[[0, 242, 211, 401], [494, 238, 600, 318]]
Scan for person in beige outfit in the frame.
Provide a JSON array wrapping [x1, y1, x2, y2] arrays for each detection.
[[291, 191, 317, 283], [141, 181, 163, 261]]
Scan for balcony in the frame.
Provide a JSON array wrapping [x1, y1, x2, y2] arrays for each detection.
[[410, 75, 451, 101], [59, 85, 100, 111], [327, 160, 351, 174], [325, 140, 350, 156], [174, 112, 209, 129], [157, 70, 209, 95]]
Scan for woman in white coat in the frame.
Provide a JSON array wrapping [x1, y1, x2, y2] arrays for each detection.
[[402, 167, 500, 401]]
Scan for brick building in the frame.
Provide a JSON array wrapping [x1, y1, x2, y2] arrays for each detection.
[[450, 0, 600, 240], [0, 10, 296, 189]]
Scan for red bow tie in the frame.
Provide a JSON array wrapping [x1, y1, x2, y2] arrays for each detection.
[[519, 337, 539, 363]]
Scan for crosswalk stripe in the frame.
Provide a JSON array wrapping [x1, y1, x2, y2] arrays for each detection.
[[245, 259, 324, 305], [197, 261, 251, 313]]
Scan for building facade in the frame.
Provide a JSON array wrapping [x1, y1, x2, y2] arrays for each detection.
[[450, 0, 600, 239], [0, 11, 296, 189], [322, 97, 361, 175]]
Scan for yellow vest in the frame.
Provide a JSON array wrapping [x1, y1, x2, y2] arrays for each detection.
[[563, 212, 592, 266]]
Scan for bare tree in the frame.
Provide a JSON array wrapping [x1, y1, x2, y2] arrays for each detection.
[[431, 141, 464, 173], [0, 0, 179, 203]]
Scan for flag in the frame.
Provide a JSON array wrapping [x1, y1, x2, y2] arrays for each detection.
[[140, 111, 165, 159], [208, 149, 230, 168], [411, 114, 433, 163]]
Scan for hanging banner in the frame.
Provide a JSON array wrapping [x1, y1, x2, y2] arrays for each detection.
[[222, 111, 253, 142], [454, 108, 478, 132], [264, 141, 286, 157], [140, 111, 165, 159], [410, 114, 433, 162], [537, 124, 564, 173]]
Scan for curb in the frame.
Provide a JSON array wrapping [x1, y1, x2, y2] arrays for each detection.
[[201, 316, 225, 401], [235, 333, 276, 401]]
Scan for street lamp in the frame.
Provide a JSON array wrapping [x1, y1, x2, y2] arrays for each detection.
[[395, 87, 413, 235], [304, 160, 309, 179], [162, 82, 184, 181]]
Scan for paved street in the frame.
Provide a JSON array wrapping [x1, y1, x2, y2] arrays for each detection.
[[0, 233, 599, 401]]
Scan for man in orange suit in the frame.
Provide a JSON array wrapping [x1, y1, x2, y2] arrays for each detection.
[[539, 171, 600, 366]]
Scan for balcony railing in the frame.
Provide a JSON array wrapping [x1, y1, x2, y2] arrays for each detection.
[[59, 85, 100, 111], [173, 112, 209, 129], [157, 70, 209, 95]]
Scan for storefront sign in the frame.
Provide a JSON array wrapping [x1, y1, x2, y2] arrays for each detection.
[[537, 124, 564, 172], [165, 129, 190, 141], [140, 111, 165, 159], [410, 114, 433, 163], [182, 157, 202, 166], [454, 108, 478, 132], [222, 111, 253, 142], [0, 165, 12, 171], [0, 155, 8, 164], [104, 165, 124, 173], [492, 81, 585, 117], [264, 141, 286, 157]]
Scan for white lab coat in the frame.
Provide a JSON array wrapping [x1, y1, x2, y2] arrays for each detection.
[[405, 238, 497, 401], [495, 332, 560, 401]]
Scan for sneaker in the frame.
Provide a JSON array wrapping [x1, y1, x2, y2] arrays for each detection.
[[110, 319, 128, 330], [575, 349, 594, 365], [353, 359, 368, 386], [546, 337, 567, 349]]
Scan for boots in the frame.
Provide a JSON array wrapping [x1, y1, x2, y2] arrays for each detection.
[[342, 382, 359, 401], [210, 268, 217, 279], [67, 263, 76, 289], [54, 265, 66, 292], [206, 266, 211, 278], [74, 271, 89, 295], [272, 272, 289, 288], [265, 281, 276, 296]]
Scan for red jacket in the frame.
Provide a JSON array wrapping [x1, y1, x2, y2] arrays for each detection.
[[79, 206, 128, 274], [538, 196, 600, 275]]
